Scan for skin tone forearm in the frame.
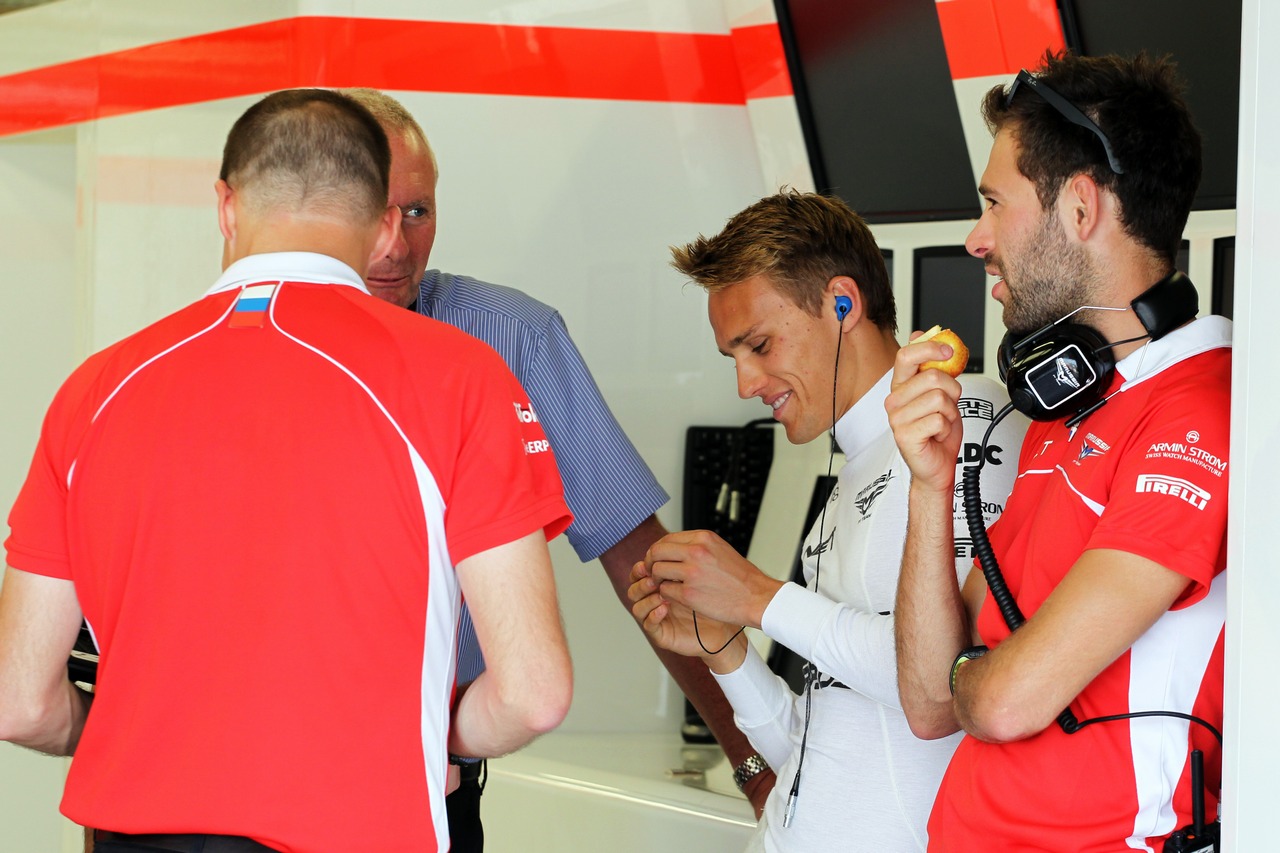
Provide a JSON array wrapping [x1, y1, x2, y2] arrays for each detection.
[[894, 482, 974, 739], [0, 567, 90, 756], [2, 681, 92, 757], [449, 532, 572, 758], [885, 338, 972, 738], [601, 516, 775, 815]]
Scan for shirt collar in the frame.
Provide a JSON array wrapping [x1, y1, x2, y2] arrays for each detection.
[[205, 252, 370, 297], [832, 368, 894, 456], [1117, 315, 1232, 388]]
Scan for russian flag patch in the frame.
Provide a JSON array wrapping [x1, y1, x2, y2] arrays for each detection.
[[229, 283, 277, 328]]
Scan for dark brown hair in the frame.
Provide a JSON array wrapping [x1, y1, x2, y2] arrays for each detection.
[[983, 51, 1202, 261]]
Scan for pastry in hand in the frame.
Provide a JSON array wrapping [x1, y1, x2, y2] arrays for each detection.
[[914, 325, 969, 377]]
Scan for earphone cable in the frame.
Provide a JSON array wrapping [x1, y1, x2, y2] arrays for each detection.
[[785, 313, 845, 826]]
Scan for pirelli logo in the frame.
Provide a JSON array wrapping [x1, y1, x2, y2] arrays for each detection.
[[1135, 474, 1212, 510]]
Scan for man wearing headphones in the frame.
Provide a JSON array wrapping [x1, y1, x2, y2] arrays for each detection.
[[629, 191, 1025, 851], [339, 89, 772, 850], [887, 53, 1229, 851]]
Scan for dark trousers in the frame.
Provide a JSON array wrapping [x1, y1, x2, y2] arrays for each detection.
[[446, 759, 486, 853], [93, 832, 276, 852]]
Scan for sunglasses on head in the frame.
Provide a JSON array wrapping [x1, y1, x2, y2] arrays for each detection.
[[1006, 69, 1125, 175]]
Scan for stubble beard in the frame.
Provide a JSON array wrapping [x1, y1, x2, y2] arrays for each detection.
[[997, 209, 1101, 337]]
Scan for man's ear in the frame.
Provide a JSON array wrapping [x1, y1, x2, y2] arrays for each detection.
[[368, 203, 401, 269], [827, 275, 863, 329], [215, 180, 236, 243], [1063, 172, 1102, 241]]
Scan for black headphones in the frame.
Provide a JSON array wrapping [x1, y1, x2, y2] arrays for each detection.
[[997, 271, 1199, 423]]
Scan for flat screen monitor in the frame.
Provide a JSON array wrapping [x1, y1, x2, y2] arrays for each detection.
[[774, 0, 981, 224], [1213, 237, 1235, 319], [913, 247, 986, 374], [1061, 0, 1241, 210]]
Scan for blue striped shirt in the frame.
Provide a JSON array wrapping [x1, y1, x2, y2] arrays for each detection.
[[418, 270, 669, 682]]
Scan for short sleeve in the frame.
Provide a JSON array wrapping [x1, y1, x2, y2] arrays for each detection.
[[438, 350, 573, 566], [6, 429, 72, 578], [5, 357, 106, 580]]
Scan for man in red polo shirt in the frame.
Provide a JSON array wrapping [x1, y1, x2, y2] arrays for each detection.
[[0, 88, 572, 853], [887, 53, 1227, 852]]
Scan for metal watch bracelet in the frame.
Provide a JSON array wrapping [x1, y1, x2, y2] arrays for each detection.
[[732, 752, 769, 792]]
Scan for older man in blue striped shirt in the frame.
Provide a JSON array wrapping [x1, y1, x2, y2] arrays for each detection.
[[343, 89, 773, 851]]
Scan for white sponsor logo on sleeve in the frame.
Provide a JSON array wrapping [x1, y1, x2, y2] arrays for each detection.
[[1135, 474, 1212, 510]]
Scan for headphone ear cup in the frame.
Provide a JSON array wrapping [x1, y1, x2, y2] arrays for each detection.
[[1001, 323, 1114, 421]]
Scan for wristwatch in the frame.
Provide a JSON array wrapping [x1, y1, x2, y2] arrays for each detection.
[[732, 752, 770, 792], [949, 645, 989, 696]]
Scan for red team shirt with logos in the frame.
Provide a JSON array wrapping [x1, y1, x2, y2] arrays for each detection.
[[5, 257, 571, 853], [929, 318, 1229, 853]]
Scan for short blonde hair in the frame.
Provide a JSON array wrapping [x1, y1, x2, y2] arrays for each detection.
[[341, 88, 438, 177], [671, 190, 895, 331]]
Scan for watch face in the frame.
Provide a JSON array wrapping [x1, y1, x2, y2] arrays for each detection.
[[950, 645, 989, 695]]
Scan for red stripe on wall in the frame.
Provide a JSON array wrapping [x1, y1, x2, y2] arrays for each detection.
[[0, 16, 772, 138], [729, 22, 793, 100], [935, 0, 1064, 80]]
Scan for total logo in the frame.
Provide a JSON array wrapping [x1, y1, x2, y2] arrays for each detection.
[[515, 402, 549, 454]]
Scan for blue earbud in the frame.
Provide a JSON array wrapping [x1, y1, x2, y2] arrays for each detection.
[[834, 295, 852, 321]]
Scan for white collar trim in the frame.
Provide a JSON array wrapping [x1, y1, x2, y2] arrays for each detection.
[[205, 252, 369, 297], [833, 369, 893, 456], [1117, 315, 1232, 389]]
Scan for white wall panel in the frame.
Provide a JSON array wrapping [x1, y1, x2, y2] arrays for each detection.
[[1224, 0, 1273, 848], [0, 0, 293, 76], [326, 0, 733, 32], [0, 127, 86, 853], [82, 102, 241, 351]]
